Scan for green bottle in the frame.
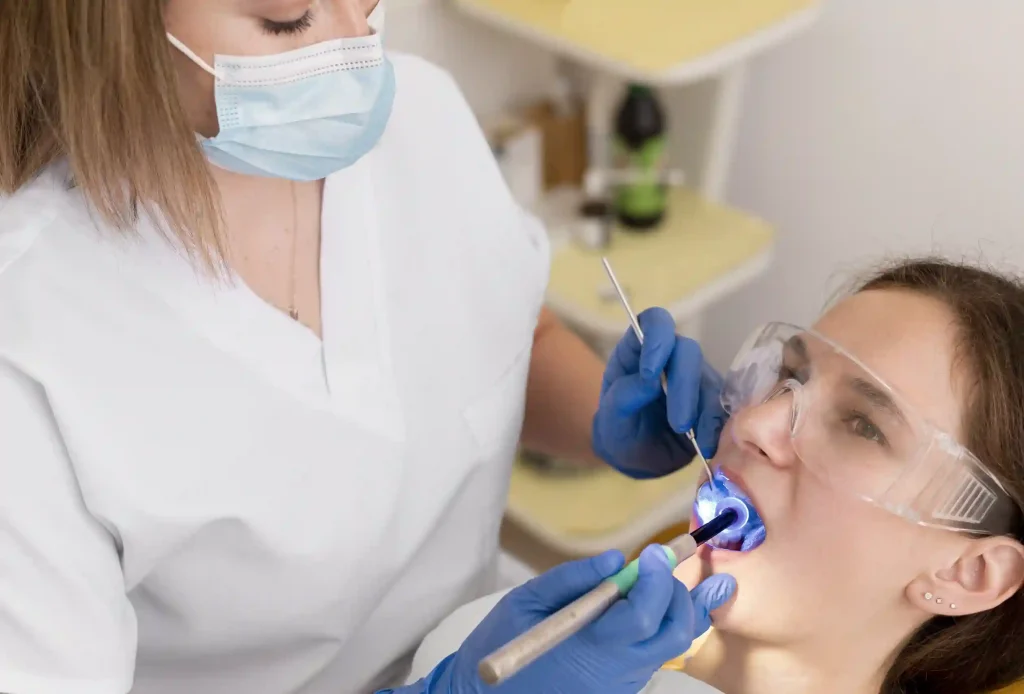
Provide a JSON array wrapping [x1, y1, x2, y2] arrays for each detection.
[[614, 84, 667, 230]]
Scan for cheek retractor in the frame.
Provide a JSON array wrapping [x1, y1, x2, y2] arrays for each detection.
[[693, 470, 766, 552]]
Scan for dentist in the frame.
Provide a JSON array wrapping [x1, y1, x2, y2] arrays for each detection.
[[0, 1, 726, 692]]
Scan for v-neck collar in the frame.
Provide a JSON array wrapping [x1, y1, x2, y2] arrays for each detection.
[[113, 156, 403, 442], [318, 159, 403, 440]]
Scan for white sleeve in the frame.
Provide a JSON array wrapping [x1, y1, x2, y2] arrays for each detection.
[[406, 590, 509, 683], [0, 360, 136, 694]]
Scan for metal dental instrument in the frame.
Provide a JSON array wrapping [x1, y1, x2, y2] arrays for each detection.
[[477, 508, 739, 686], [476, 260, 739, 686], [599, 256, 716, 486]]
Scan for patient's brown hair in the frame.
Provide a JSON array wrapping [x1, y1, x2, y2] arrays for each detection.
[[861, 260, 1024, 694], [0, 0, 223, 268]]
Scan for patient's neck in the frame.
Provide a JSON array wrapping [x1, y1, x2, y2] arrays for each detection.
[[684, 627, 898, 694]]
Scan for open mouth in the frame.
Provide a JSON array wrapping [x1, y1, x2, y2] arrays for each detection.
[[691, 467, 767, 552]]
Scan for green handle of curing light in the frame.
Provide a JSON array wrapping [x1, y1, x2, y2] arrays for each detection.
[[605, 546, 678, 595]]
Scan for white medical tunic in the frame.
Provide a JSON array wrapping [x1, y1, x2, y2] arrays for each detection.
[[0, 53, 549, 694]]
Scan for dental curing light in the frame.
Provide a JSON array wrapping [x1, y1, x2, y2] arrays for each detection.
[[693, 469, 766, 552], [478, 509, 740, 686]]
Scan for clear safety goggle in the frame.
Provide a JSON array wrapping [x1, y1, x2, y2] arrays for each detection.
[[720, 322, 1020, 535]]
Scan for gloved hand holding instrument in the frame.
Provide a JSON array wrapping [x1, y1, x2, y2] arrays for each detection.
[[384, 541, 736, 694], [592, 259, 727, 480], [381, 257, 738, 693]]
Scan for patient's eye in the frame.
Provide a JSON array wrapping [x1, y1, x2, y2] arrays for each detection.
[[843, 411, 888, 447]]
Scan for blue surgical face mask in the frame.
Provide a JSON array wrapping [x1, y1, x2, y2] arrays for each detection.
[[167, 5, 393, 181]]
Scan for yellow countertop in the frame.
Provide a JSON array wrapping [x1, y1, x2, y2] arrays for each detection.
[[546, 187, 774, 334], [505, 458, 703, 556], [454, 0, 820, 82]]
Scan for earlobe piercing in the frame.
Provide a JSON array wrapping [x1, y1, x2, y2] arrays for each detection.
[[923, 592, 956, 610]]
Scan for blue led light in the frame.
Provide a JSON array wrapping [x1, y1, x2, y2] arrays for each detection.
[[693, 470, 766, 552]]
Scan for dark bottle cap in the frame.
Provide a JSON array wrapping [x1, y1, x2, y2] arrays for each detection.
[[615, 82, 665, 151]]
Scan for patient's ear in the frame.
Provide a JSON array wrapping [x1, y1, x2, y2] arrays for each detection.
[[908, 537, 1024, 616]]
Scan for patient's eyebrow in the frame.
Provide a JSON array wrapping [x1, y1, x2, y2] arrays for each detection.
[[849, 376, 908, 424]]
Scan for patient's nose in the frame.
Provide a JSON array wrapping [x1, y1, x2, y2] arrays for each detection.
[[729, 391, 799, 470]]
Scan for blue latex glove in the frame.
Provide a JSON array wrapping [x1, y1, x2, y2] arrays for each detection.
[[384, 546, 737, 694], [593, 307, 727, 479]]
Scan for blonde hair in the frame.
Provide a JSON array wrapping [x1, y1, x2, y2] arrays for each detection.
[[0, 0, 224, 269]]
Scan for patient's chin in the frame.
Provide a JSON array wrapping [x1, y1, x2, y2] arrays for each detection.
[[708, 594, 738, 629]]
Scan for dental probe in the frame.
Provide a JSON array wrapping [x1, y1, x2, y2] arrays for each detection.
[[478, 508, 739, 686], [600, 257, 716, 486]]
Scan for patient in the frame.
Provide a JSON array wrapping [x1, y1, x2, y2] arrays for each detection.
[[411, 259, 1024, 694], [676, 258, 1024, 694]]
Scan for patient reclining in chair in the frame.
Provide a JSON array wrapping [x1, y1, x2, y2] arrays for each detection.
[[409, 259, 1024, 694]]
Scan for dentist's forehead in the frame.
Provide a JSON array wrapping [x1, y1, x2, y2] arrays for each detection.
[[166, 0, 310, 14], [235, 0, 377, 13], [812, 289, 964, 438], [244, 0, 311, 11]]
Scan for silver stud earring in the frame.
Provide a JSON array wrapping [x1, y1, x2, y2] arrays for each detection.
[[950, 603, 957, 610], [924, 592, 933, 601], [936, 598, 943, 605]]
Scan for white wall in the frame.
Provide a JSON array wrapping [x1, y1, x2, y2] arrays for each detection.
[[702, 0, 1024, 367], [389, 0, 1024, 369]]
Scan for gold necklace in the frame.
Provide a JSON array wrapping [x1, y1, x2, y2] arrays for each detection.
[[287, 180, 300, 321]]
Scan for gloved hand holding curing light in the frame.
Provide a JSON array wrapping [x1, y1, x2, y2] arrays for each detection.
[[382, 548, 736, 694]]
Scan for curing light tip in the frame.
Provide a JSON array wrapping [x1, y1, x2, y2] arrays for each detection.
[[693, 469, 767, 552], [691, 508, 739, 546]]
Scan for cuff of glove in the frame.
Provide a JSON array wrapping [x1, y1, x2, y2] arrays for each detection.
[[376, 653, 457, 694]]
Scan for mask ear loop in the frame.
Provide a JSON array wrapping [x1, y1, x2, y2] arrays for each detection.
[[166, 33, 226, 82]]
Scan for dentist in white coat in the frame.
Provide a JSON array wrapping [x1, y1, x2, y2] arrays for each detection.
[[0, 1, 730, 692]]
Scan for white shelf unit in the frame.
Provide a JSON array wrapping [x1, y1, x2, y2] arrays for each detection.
[[453, 0, 821, 559]]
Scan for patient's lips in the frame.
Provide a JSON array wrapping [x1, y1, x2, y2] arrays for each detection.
[[692, 468, 767, 552]]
